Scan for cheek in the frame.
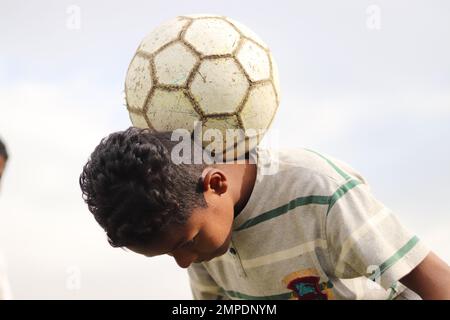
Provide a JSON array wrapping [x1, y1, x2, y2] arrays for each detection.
[[199, 206, 233, 250]]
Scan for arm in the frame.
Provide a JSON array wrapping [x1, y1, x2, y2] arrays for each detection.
[[400, 251, 450, 300]]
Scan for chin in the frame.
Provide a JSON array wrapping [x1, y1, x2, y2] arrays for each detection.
[[199, 231, 233, 262], [213, 238, 232, 258], [218, 243, 231, 255], [198, 241, 230, 263]]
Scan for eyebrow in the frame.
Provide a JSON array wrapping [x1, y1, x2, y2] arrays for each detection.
[[163, 237, 188, 256], [166, 232, 199, 255]]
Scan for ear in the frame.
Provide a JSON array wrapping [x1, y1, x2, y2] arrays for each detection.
[[201, 168, 228, 196]]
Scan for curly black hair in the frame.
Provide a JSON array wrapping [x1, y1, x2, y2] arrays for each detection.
[[0, 138, 8, 161], [79, 127, 207, 248]]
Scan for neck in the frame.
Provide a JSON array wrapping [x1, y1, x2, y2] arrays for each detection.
[[216, 160, 257, 217]]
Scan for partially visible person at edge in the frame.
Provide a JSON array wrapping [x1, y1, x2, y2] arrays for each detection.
[[0, 138, 13, 300]]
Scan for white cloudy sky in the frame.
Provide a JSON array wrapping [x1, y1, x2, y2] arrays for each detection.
[[0, 0, 449, 299]]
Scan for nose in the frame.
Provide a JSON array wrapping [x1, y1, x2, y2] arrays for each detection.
[[173, 251, 198, 269]]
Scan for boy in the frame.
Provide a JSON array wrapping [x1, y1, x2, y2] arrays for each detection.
[[79, 127, 450, 300]]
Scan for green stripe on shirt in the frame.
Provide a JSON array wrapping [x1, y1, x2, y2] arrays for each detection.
[[369, 236, 420, 281], [326, 179, 363, 216], [304, 149, 352, 181], [235, 195, 330, 231], [234, 149, 363, 231], [236, 179, 363, 231], [225, 290, 293, 300]]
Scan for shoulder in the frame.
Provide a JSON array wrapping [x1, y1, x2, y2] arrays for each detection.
[[257, 147, 369, 188]]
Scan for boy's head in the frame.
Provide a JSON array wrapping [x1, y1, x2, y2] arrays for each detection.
[[0, 138, 8, 184], [79, 127, 235, 268]]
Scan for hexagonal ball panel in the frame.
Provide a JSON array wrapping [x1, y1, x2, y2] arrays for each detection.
[[225, 17, 268, 49], [236, 39, 271, 82], [146, 89, 200, 131], [240, 83, 278, 134], [199, 116, 247, 160], [270, 53, 281, 101], [190, 58, 249, 115], [125, 55, 153, 111], [202, 116, 241, 137], [184, 18, 240, 56], [154, 42, 198, 86], [138, 17, 189, 55], [129, 112, 148, 128]]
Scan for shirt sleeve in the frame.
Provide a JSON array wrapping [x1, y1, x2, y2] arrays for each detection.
[[325, 176, 430, 291], [187, 262, 229, 300]]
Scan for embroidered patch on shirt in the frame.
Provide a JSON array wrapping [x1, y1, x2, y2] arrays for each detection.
[[282, 268, 334, 300]]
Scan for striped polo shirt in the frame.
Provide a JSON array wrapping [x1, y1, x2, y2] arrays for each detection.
[[187, 147, 429, 300]]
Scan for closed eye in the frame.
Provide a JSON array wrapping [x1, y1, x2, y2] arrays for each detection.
[[181, 234, 199, 248]]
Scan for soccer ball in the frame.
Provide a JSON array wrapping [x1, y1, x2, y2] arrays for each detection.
[[124, 14, 280, 160]]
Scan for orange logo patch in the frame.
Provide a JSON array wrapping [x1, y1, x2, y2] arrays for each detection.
[[282, 268, 334, 300]]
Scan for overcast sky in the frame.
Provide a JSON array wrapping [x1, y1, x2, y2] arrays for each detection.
[[0, 0, 449, 299]]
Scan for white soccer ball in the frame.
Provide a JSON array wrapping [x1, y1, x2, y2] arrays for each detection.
[[125, 14, 281, 159]]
